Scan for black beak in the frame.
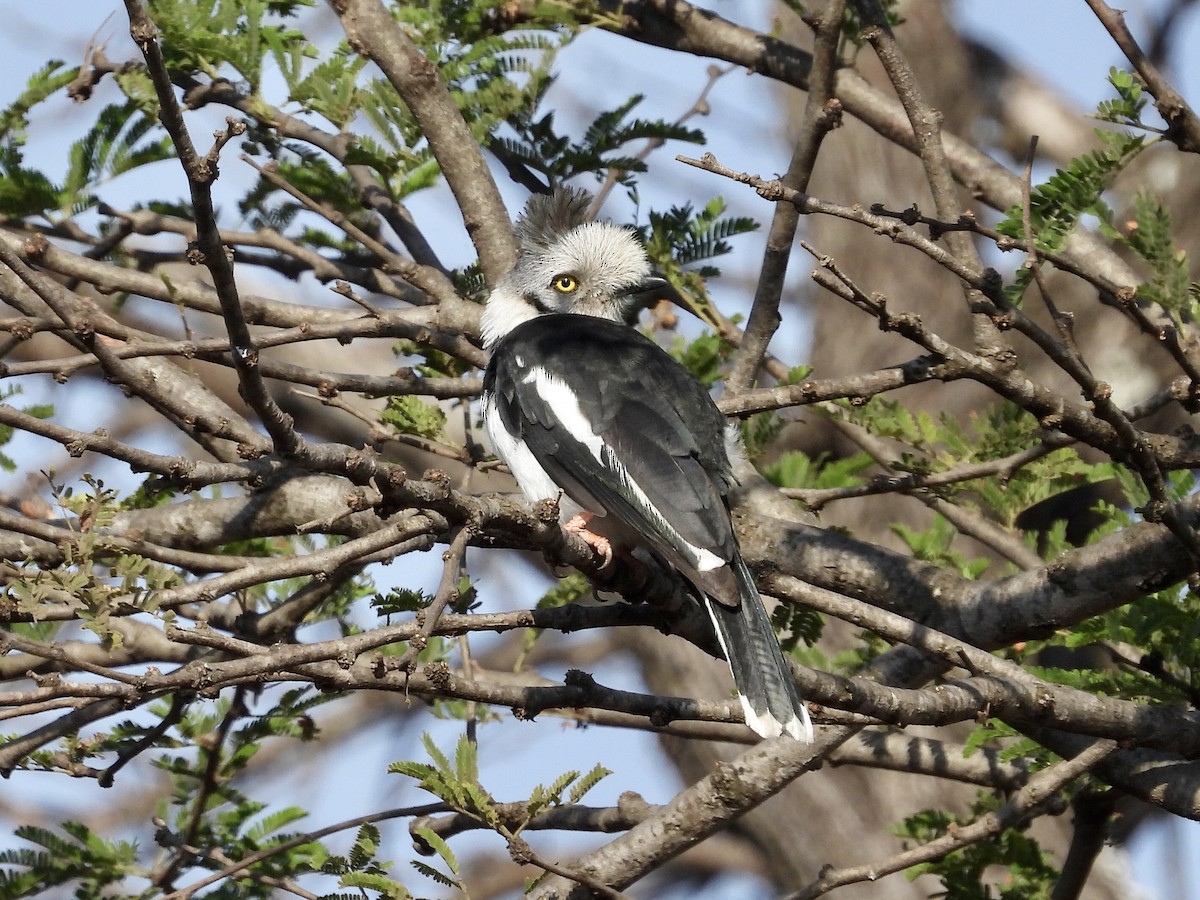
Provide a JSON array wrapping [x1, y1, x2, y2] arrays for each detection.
[[619, 274, 724, 332], [617, 275, 684, 312]]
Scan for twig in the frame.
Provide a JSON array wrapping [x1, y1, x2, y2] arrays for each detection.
[[824, 410, 1045, 569], [505, 830, 633, 900], [156, 803, 448, 900], [764, 572, 1200, 752], [850, 0, 1005, 359], [390, 526, 473, 674], [290, 388, 472, 464], [153, 688, 248, 890], [782, 437, 1068, 510], [590, 63, 736, 215], [241, 155, 462, 307], [726, 0, 845, 392], [413, 794, 656, 848], [0, 403, 271, 488]]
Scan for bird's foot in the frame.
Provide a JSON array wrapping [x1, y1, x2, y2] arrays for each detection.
[[563, 513, 613, 568]]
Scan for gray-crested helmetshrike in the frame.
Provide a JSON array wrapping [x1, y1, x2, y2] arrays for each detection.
[[480, 188, 811, 741]]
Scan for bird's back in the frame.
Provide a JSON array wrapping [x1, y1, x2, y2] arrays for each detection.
[[484, 313, 738, 589]]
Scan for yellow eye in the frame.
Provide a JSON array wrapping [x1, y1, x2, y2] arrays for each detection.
[[552, 274, 579, 293]]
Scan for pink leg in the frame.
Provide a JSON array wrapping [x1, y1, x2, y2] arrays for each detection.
[[563, 513, 613, 567]]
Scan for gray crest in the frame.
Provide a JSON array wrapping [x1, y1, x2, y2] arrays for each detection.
[[513, 188, 593, 252]]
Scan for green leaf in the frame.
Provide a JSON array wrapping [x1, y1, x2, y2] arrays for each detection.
[[1096, 67, 1148, 128], [499, 93, 704, 185], [566, 764, 611, 805], [1121, 191, 1198, 325], [382, 395, 447, 440], [773, 602, 824, 652], [411, 827, 460, 876], [454, 734, 478, 783], [341, 869, 413, 897], [410, 860, 462, 890], [763, 450, 874, 491], [996, 130, 1145, 260], [892, 515, 990, 580], [667, 329, 729, 388], [0, 60, 78, 144]]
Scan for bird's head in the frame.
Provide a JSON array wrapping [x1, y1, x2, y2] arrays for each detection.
[[481, 188, 678, 348]]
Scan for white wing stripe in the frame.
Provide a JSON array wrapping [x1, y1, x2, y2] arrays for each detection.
[[528, 367, 725, 571]]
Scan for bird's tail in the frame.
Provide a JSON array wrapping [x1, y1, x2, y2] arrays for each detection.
[[702, 556, 813, 741]]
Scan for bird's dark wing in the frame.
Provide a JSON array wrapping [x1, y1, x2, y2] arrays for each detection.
[[486, 314, 740, 601]]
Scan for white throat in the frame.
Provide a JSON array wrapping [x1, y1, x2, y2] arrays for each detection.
[[481, 287, 539, 349]]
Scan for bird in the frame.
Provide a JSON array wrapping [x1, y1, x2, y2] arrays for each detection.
[[480, 187, 812, 741]]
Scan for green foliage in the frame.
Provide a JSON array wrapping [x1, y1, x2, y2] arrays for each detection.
[[240, 146, 366, 237], [0, 60, 79, 216], [390, 734, 609, 891], [0, 143, 59, 219], [388, 735, 490, 893], [740, 410, 787, 463], [1095, 68, 1149, 129], [0, 62, 172, 219], [372, 586, 433, 618], [537, 571, 591, 609], [61, 101, 176, 212], [763, 450, 874, 491], [836, 0, 906, 48], [382, 395, 448, 440], [320, 823, 413, 899], [894, 796, 1059, 899], [666, 328, 730, 388], [0, 61, 77, 217], [997, 130, 1145, 254], [0, 821, 138, 898], [893, 515, 990, 580], [284, 2, 564, 207], [838, 396, 1115, 533], [737, 371, 810, 466], [7, 475, 181, 644], [148, 0, 314, 90], [962, 720, 1051, 768], [1057, 577, 1200, 704], [996, 129, 1144, 307], [394, 338, 472, 379], [3, 687, 336, 896], [390, 734, 492, 811], [773, 601, 824, 653], [638, 197, 760, 333], [497, 93, 704, 186], [643, 196, 758, 278], [291, 52, 368, 130], [0, 60, 78, 145], [1120, 191, 1200, 327], [147, 693, 335, 895], [516, 572, 592, 670]]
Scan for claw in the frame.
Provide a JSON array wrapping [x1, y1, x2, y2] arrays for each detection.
[[563, 513, 613, 567]]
